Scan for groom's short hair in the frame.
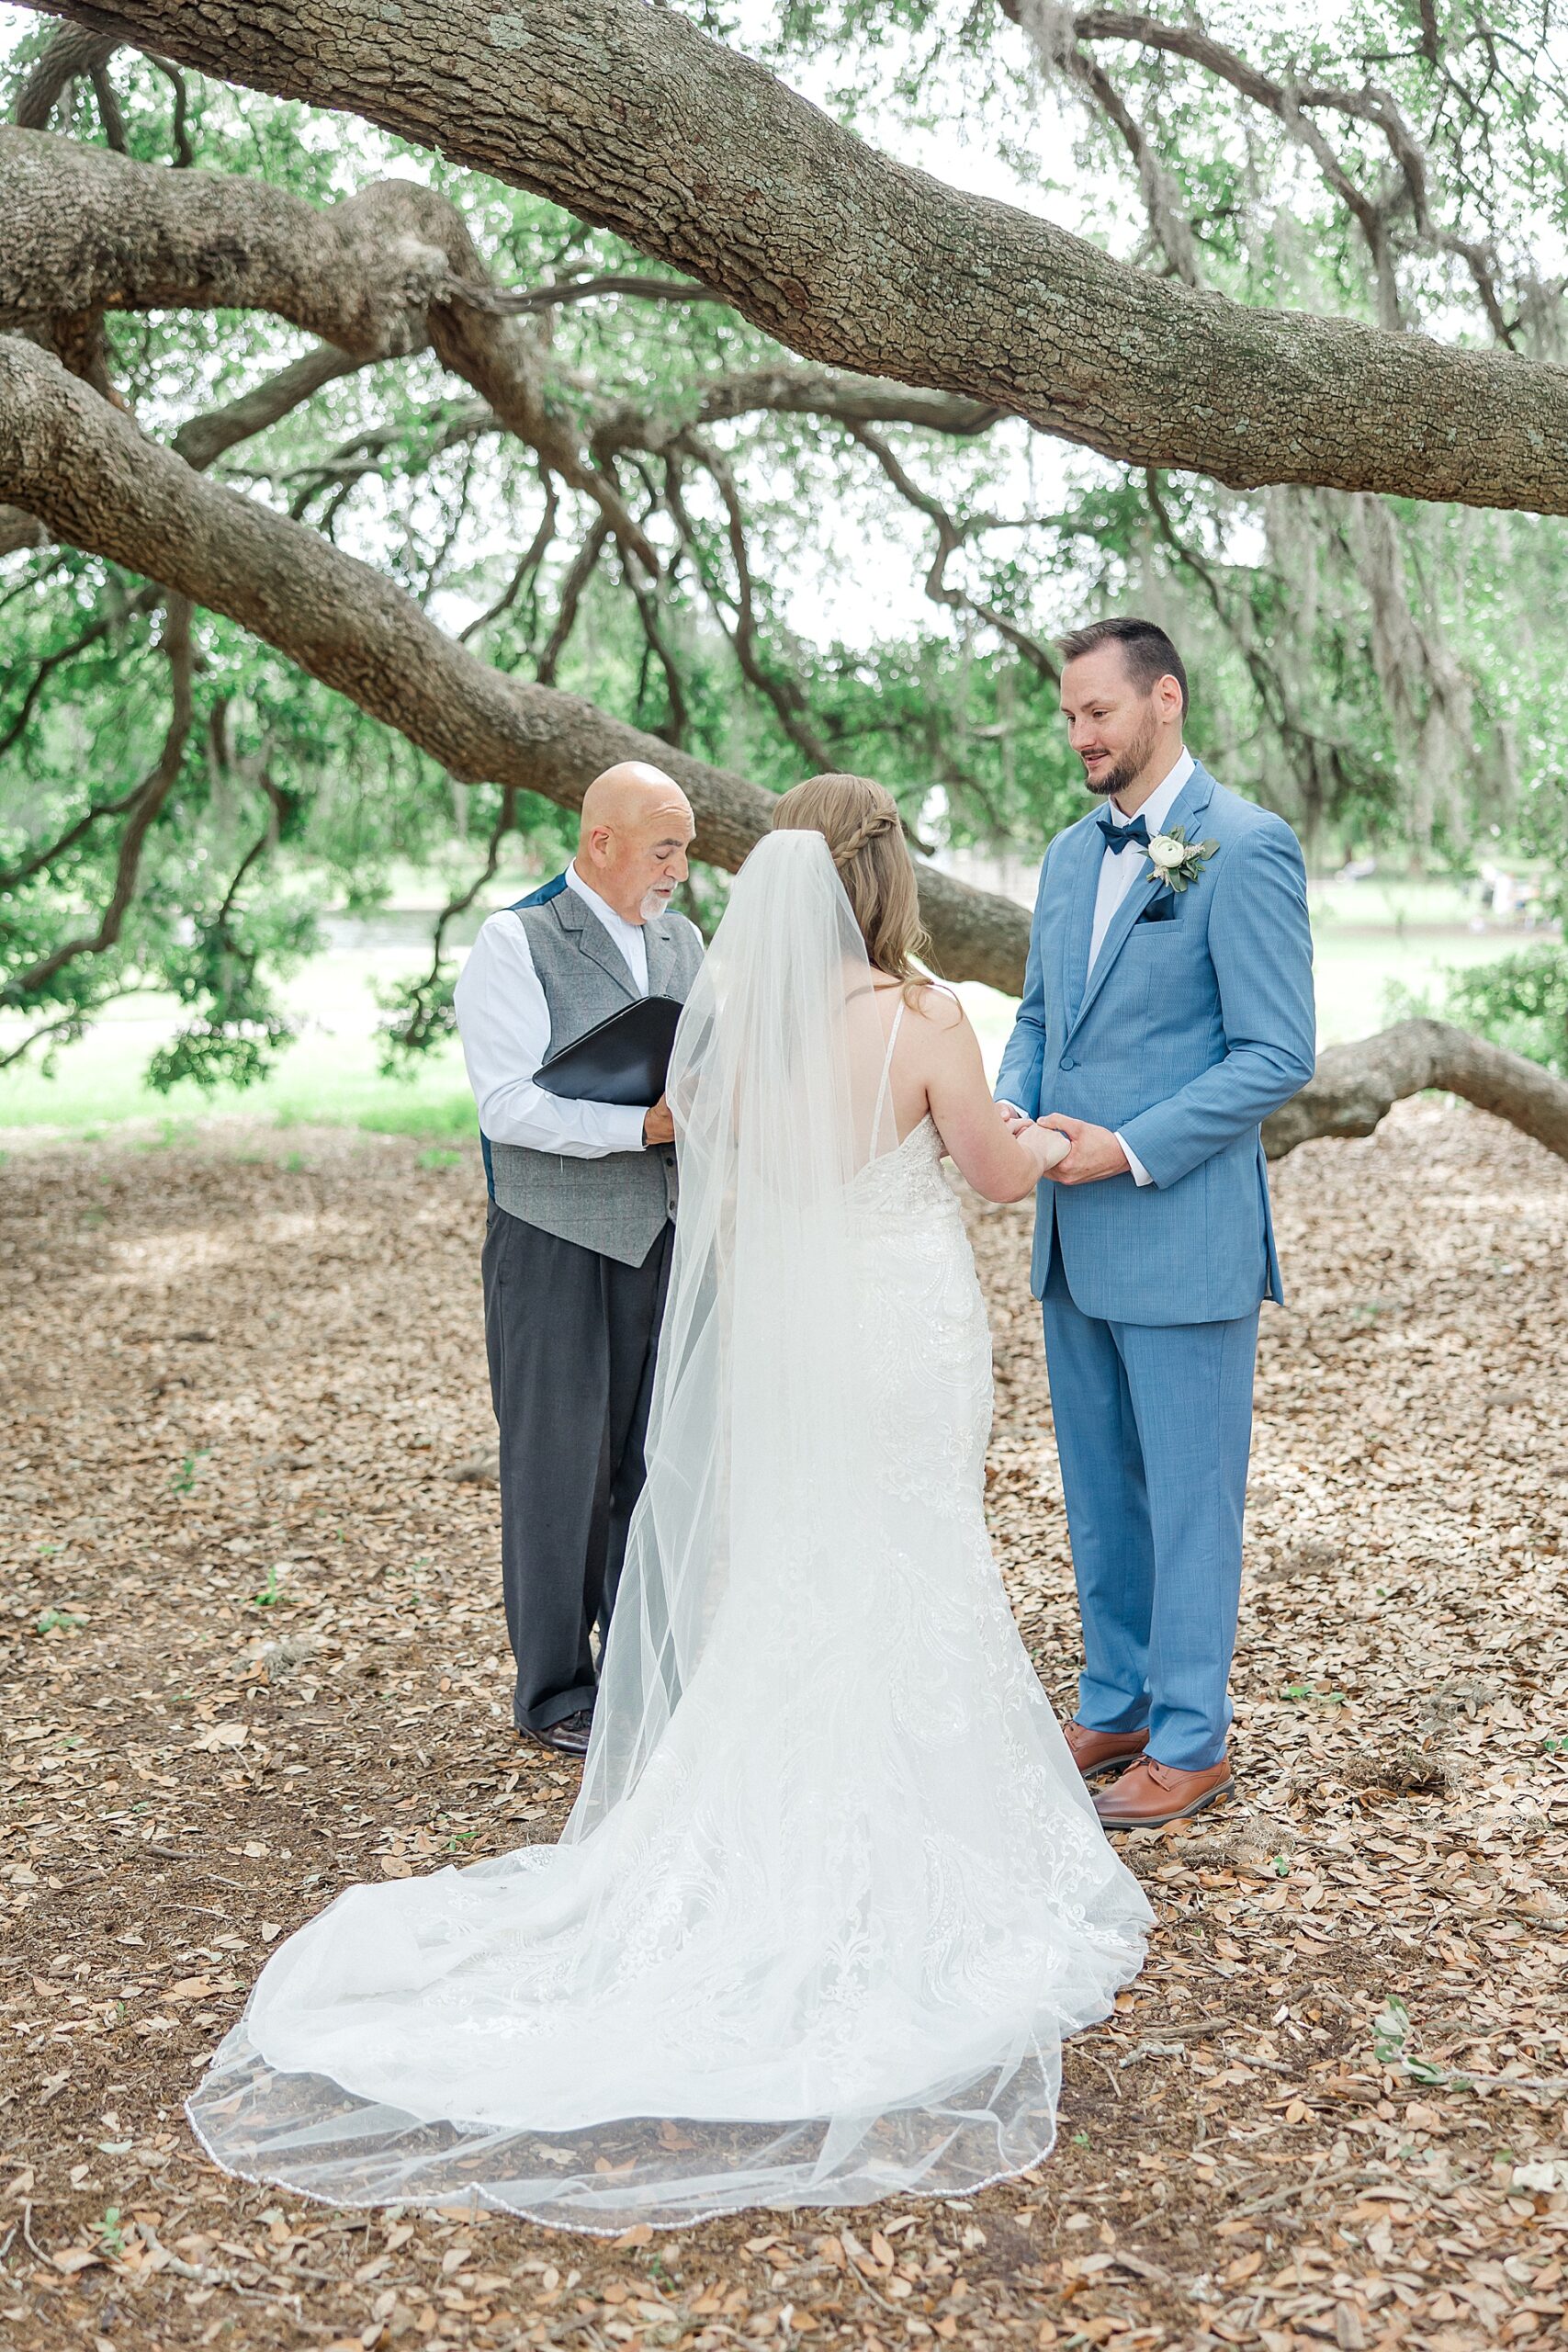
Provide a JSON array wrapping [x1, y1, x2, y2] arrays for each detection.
[[1058, 617, 1189, 717]]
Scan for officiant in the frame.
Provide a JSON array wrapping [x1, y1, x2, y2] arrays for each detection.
[[454, 763, 702, 1757]]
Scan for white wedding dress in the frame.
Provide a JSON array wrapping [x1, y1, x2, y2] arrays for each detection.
[[187, 831, 1152, 2230]]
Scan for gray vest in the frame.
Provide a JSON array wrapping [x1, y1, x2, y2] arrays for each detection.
[[486, 882, 705, 1268]]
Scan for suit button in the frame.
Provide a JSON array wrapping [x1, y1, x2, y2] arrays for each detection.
[[1059, 1056, 1078, 1070]]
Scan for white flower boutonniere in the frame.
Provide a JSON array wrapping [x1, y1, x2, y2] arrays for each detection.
[[1144, 825, 1219, 894]]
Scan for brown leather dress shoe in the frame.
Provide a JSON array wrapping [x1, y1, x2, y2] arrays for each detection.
[[520, 1707, 593, 1758], [1061, 1720, 1150, 1781], [1093, 1754, 1233, 1828]]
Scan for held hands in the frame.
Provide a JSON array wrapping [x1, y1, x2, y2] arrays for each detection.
[[1036, 1114, 1128, 1185], [1014, 1122, 1071, 1183], [997, 1101, 1127, 1185], [997, 1102, 1070, 1183], [643, 1095, 675, 1148]]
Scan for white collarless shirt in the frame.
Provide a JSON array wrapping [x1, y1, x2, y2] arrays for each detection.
[[1088, 746, 1194, 974], [452, 862, 653, 1160]]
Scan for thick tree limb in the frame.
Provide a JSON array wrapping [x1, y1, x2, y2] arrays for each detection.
[[0, 125, 655, 570], [0, 116, 1000, 476], [1262, 1020, 1568, 1164], [13, 20, 115, 126], [0, 335, 1032, 990], [6, 345, 1562, 1154], [0, 503, 52, 554], [1, 345, 367, 560], [18, 0, 1568, 511], [15, 1, 1568, 514]]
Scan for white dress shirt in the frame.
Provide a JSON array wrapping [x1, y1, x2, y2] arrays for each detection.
[[1097, 748, 1192, 1187], [453, 863, 650, 1159], [999, 748, 1194, 1189], [1089, 746, 1194, 972]]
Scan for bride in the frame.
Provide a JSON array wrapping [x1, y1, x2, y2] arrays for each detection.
[[187, 774, 1153, 2230]]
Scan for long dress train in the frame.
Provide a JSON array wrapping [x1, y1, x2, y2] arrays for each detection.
[[186, 831, 1152, 2230]]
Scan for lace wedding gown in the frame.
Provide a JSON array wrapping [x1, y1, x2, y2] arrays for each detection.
[[187, 833, 1151, 2230]]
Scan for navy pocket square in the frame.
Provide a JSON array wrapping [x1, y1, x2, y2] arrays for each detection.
[[1137, 894, 1178, 924]]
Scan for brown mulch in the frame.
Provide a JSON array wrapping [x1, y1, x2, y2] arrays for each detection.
[[2, 1099, 1566, 2352]]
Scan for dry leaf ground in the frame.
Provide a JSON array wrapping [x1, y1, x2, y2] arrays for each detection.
[[3, 1100, 1566, 2352]]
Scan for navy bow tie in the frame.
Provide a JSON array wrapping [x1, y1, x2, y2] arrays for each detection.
[[1097, 810, 1151, 854]]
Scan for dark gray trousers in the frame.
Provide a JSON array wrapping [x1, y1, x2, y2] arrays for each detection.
[[481, 1202, 674, 1734]]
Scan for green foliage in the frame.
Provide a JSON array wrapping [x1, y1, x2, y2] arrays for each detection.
[[1443, 945, 1568, 1076], [169, 1452, 209, 1495], [34, 1608, 85, 1636], [3, 10, 1565, 1098]]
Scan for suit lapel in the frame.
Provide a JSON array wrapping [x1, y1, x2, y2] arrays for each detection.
[[1066, 861, 1163, 1042], [1066, 763, 1217, 1041], [553, 885, 642, 1002], [1062, 820, 1102, 1028]]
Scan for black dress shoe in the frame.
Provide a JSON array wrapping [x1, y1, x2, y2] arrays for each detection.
[[520, 1708, 593, 1758]]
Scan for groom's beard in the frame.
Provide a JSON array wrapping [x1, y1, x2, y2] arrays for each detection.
[[1084, 710, 1161, 801]]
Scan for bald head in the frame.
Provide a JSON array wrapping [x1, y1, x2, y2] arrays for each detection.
[[574, 762, 695, 924]]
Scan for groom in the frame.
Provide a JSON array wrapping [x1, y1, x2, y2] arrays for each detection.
[[997, 618, 1314, 1827]]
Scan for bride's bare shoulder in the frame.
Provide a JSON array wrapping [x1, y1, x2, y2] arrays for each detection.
[[907, 979, 966, 1035], [869, 974, 967, 1045]]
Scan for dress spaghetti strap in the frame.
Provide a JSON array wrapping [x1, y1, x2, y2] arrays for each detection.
[[869, 994, 906, 1154]]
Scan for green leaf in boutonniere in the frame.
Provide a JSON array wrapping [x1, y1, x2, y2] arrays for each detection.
[[1144, 826, 1220, 894]]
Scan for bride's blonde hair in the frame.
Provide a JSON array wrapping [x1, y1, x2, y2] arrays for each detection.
[[771, 774, 931, 992]]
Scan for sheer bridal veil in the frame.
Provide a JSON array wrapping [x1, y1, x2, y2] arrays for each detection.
[[186, 830, 1149, 2230], [573, 826, 901, 1838]]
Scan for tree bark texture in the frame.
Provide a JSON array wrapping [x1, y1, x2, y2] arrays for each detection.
[[1262, 1019, 1568, 1164], [18, 0, 1568, 513], [0, 335, 1032, 989], [10, 333, 1563, 1160], [13, 21, 117, 127], [0, 124, 660, 568], [0, 127, 1009, 461], [7, 340, 1564, 1155]]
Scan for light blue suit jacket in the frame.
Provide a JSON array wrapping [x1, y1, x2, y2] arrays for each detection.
[[995, 763, 1315, 1325]]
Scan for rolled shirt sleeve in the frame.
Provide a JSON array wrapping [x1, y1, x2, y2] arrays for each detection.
[[453, 911, 649, 1159]]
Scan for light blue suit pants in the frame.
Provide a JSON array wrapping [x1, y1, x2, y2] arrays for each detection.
[[1042, 1242, 1258, 1770]]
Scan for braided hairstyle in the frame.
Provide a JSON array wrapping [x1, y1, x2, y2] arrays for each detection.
[[771, 773, 931, 996]]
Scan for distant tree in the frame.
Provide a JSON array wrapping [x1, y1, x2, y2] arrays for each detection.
[[2, 3, 1564, 1153]]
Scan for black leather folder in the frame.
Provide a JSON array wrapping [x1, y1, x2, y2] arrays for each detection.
[[533, 995, 685, 1106]]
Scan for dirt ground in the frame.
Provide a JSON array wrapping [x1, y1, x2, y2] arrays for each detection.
[[3, 1100, 1566, 2352]]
